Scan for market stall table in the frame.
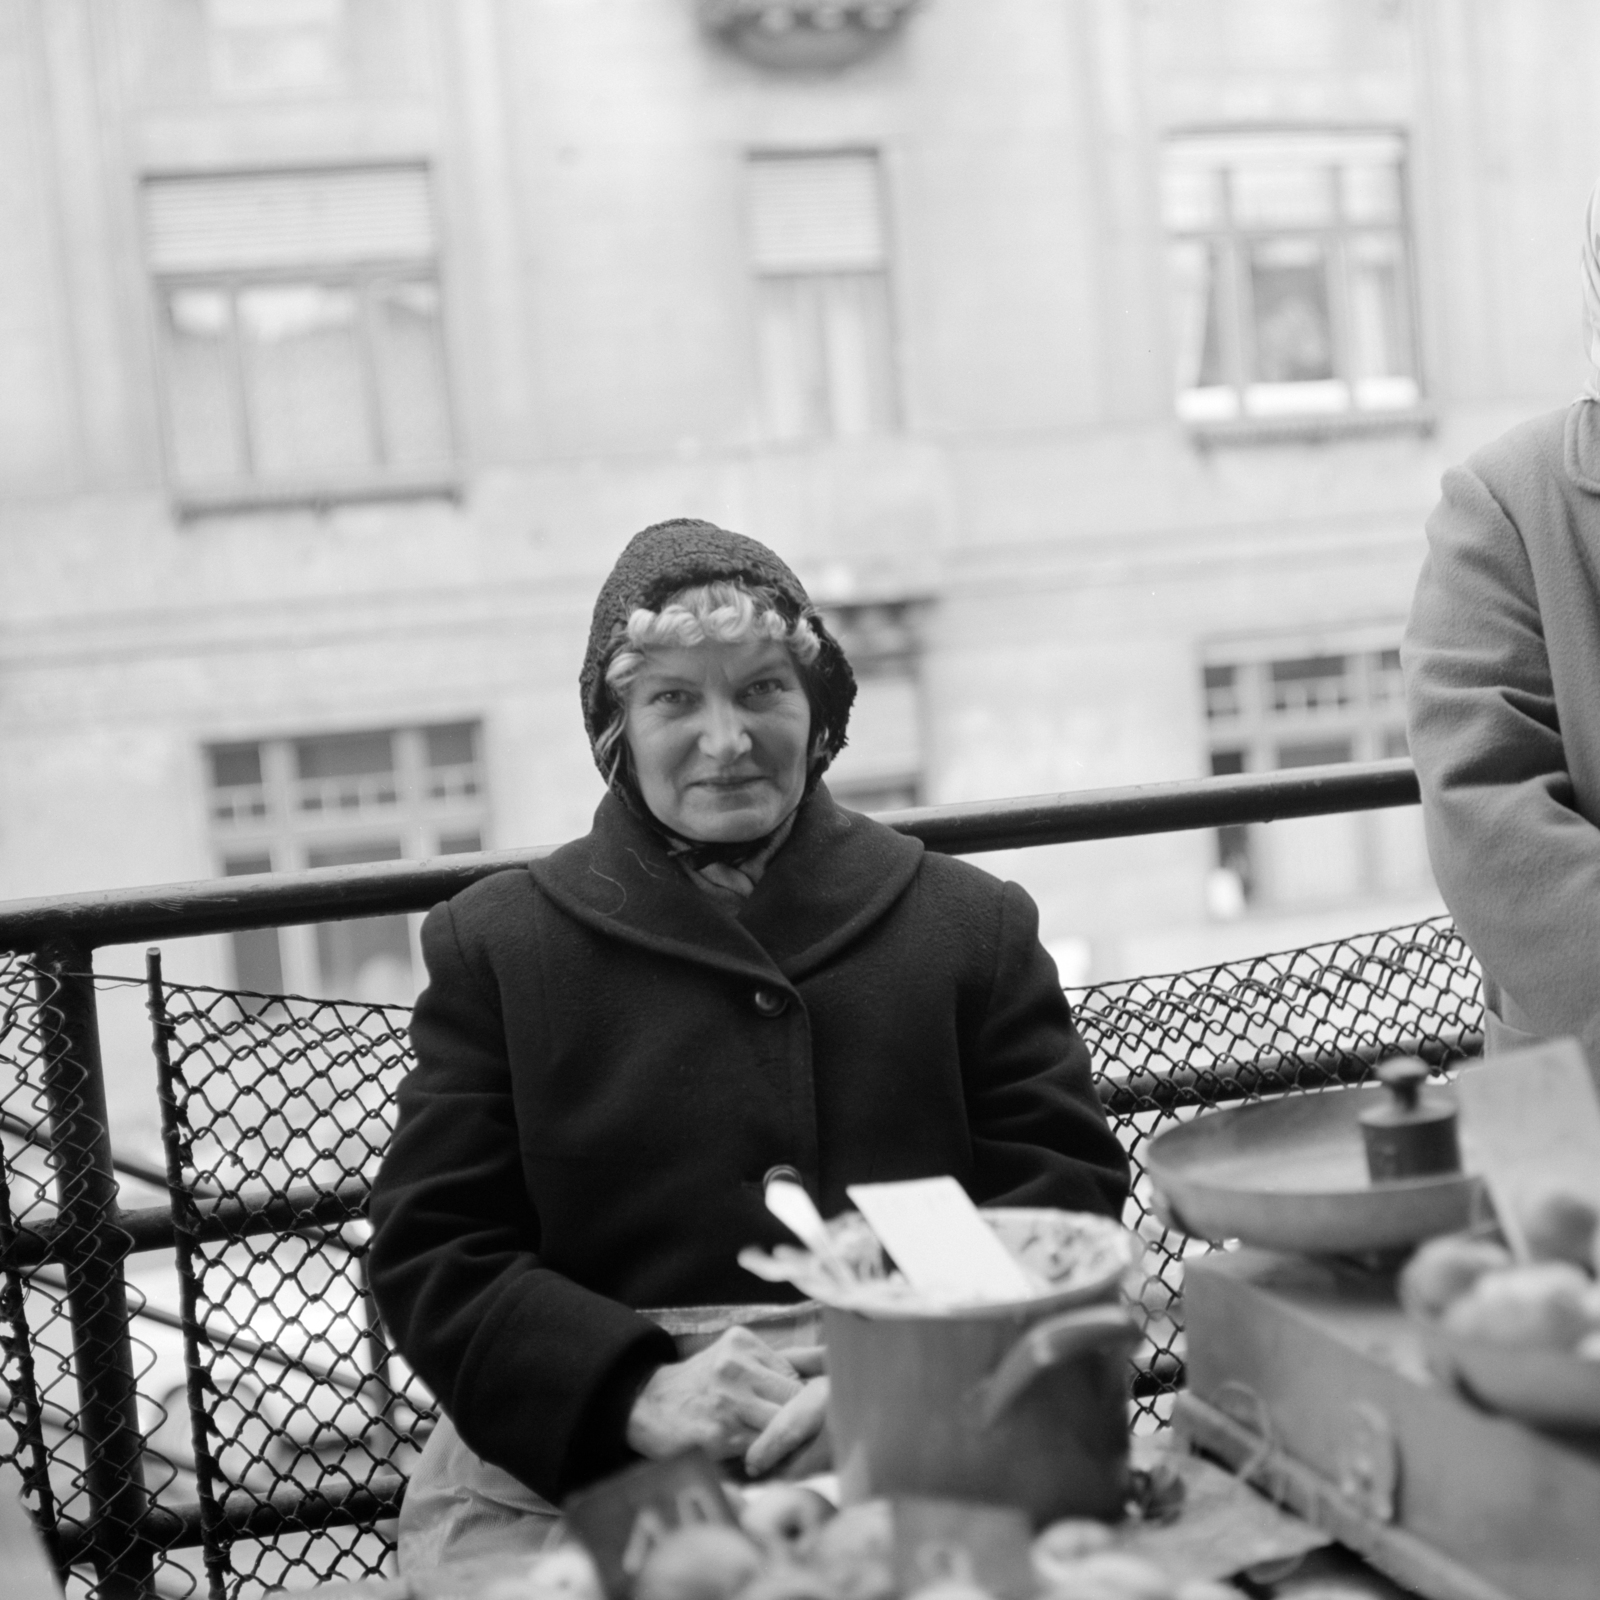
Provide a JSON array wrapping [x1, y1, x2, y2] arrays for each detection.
[[286, 1433, 1425, 1600]]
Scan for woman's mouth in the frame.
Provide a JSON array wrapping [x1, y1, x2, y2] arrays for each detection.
[[694, 775, 763, 791]]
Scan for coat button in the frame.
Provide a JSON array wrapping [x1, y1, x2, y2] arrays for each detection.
[[752, 987, 788, 1017]]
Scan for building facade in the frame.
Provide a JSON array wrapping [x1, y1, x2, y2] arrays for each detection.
[[2, 0, 1598, 1135]]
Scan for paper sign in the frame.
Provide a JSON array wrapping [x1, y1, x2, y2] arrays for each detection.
[[846, 1176, 1036, 1304], [563, 1449, 743, 1599], [1454, 1036, 1600, 1259]]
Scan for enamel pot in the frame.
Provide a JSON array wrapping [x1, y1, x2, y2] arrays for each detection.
[[823, 1290, 1141, 1526]]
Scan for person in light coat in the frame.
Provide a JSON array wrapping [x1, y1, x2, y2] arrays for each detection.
[[1403, 181, 1600, 1063], [369, 518, 1129, 1568]]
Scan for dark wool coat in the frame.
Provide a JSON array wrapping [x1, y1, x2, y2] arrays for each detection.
[[368, 786, 1129, 1504]]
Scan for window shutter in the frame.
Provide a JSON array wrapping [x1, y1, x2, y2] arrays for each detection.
[[144, 167, 436, 272], [749, 153, 886, 274]]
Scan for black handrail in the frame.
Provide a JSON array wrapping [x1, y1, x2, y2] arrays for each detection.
[[0, 759, 1418, 952]]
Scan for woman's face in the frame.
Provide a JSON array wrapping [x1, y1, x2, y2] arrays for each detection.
[[623, 636, 812, 842]]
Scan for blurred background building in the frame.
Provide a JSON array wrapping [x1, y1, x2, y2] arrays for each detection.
[[1, 0, 1597, 1138]]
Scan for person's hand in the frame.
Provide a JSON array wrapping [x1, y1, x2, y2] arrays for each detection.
[[744, 1374, 829, 1478], [625, 1327, 807, 1462]]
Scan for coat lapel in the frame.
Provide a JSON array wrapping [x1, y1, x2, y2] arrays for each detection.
[[528, 787, 924, 986]]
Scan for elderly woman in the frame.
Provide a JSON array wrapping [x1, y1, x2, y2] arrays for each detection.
[[370, 519, 1129, 1567]]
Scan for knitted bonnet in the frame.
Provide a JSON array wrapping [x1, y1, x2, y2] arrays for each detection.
[[580, 517, 857, 793]]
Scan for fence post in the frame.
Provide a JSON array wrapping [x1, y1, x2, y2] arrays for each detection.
[[34, 937, 152, 1599], [147, 947, 229, 1600]]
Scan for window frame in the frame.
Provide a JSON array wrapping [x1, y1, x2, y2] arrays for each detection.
[[205, 721, 489, 999], [1200, 628, 1416, 913], [817, 598, 927, 812], [146, 172, 459, 515], [745, 147, 902, 445], [1161, 127, 1429, 442]]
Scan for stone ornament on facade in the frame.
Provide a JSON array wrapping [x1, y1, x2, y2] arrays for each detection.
[[698, 0, 921, 71]]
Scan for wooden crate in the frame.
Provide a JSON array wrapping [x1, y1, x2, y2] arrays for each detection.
[[1179, 1249, 1600, 1600]]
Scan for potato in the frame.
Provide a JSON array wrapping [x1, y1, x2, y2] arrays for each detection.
[[522, 1547, 604, 1600], [1521, 1189, 1600, 1273], [1033, 1551, 1171, 1600], [633, 1525, 764, 1600], [1173, 1583, 1244, 1600], [1032, 1519, 1115, 1587], [1441, 1263, 1590, 1349], [476, 1548, 605, 1600], [477, 1557, 555, 1600], [810, 1502, 894, 1600], [740, 1484, 835, 1556], [1398, 1235, 1512, 1319]]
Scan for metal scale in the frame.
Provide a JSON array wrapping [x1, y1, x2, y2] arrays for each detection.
[[1146, 1056, 1600, 1600]]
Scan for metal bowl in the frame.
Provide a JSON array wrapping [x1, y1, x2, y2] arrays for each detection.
[[1144, 1084, 1481, 1254], [1422, 1322, 1600, 1432]]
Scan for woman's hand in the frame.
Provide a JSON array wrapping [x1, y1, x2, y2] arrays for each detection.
[[626, 1328, 814, 1462], [744, 1374, 830, 1478]]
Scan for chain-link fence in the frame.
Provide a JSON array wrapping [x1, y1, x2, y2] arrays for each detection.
[[0, 913, 1485, 1598]]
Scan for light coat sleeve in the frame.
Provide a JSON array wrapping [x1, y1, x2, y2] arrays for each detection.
[[368, 900, 675, 1502], [963, 880, 1130, 1216], [1403, 461, 1600, 1048]]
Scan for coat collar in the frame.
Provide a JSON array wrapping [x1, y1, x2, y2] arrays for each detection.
[[528, 786, 924, 987], [1565, 400, 1600, 495]]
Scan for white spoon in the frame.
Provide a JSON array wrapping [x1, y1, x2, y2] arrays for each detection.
[[764, 1175, 853, 1289], [764, 1177, 827, 1248]]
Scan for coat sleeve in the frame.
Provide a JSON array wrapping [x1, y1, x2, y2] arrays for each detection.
[[368, 897, 675, 1502], [962, 880, 1130, 1217], [1403, 460, 1600, 1047]]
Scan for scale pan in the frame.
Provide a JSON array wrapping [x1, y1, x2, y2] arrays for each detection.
[[1145, 1083, 1481, 1254]]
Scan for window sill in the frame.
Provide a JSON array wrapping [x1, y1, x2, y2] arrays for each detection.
[[1183, 406, 1436, 448], [173, 473, 462, 520]]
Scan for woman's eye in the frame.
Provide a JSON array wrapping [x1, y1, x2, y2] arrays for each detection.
[[651, 688, 688, 706]]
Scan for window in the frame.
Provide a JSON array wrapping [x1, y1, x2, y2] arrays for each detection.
[[818, 601, 924, 811], [206, 722, 487, 1003], [144, 166, 454, 508], [748, 152, 898, 442], [1201, 636, 1427, 913], [1162, 131, 1420, 426]]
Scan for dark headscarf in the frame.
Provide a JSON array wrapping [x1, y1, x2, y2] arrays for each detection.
[[580, 517, 858, 818]]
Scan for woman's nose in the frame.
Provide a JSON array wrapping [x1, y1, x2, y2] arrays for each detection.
[[698, 696, 752, 760]]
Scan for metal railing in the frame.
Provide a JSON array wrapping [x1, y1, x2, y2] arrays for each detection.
[[0, 757, 1481, 1600]]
